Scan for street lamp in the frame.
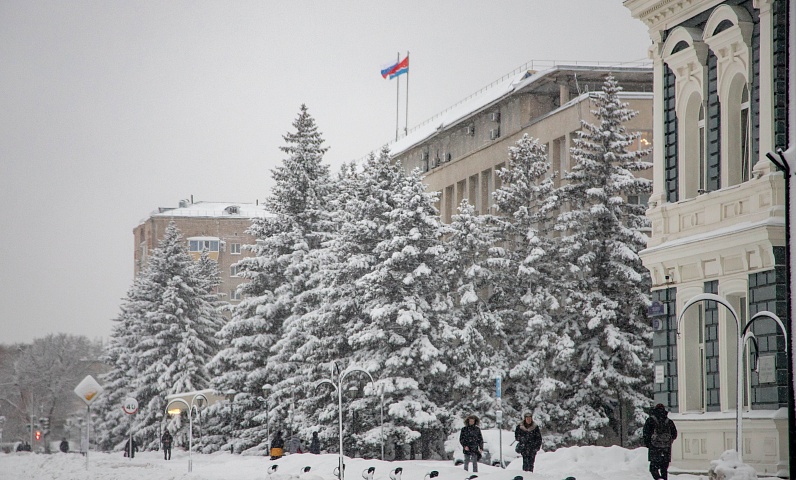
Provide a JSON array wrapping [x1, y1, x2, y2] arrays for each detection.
[[679, 294, 789, 463], [257, 384, 272, 452], [316, 365, 375, 480], [165, 392, 208, 473]]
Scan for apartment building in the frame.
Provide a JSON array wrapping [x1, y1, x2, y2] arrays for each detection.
[[389, 64, 654, 222], [625, 0, 790, 474], [133, 199, 270, 304]]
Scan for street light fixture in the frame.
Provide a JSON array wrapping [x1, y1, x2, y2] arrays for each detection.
[[164, 392, 208, 473], [257, 384, 272, 452], [679, 293, 789, 463], [316, 365, 375, 480]]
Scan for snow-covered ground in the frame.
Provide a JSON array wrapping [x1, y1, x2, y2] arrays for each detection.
[[0, 445, 782, 480]]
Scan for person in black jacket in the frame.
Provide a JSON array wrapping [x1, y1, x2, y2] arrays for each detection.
[[643, 404, 678, 480], [161, 430, 173, 460], [459, 414, 483, 472], [59, 438, 69, 453], [309, 431, 321, 454], [514, 413, 543, 472]]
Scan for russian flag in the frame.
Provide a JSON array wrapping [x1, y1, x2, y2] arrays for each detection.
[[381, 55, 409, 79]]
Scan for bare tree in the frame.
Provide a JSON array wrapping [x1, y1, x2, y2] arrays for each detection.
[[0, 334, 102, 451]]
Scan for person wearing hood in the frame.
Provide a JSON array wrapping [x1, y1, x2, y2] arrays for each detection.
[[459, 414, 483, 472], [643, 404, 678, 480], [514, 412, 543, 472], [270, 430, 285, 460]]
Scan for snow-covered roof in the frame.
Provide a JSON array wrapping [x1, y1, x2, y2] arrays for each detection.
[[149, 201, 272, 219], [388, 63, 652, 157]]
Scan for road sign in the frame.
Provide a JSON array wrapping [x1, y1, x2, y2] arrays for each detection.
[[74, 375, 104, 406], [648, 301, 667, 317], [122, 397, 139, 415], [495, 376, 502, 399]]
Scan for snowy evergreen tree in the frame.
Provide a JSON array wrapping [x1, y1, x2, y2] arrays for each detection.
[[335, 150, 452, 459], [440, 200, 509, 425], [209, 104, 332, 453], [96, 222, 223, 450], [491, 134, 569, 446], [552, 75, 653, 445]]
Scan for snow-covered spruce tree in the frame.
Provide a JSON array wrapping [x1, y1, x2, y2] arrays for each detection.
[[340, 150, 452, 459], [96, 223, 222, 451], [209, 104, 331, 454], [552, 75, 652, 446], [127, 222, 223, 450], [439, 200, 510, 426], [491, 134, 569, 446], [271, 160, 371, 455]]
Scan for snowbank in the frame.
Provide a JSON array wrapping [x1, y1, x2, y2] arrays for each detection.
[[0, 445, 783, 480]]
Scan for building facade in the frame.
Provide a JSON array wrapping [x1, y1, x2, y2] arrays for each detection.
[[625, 0, 790, 474], [133, 200, 269, 304], [389, 65, 653, 222]]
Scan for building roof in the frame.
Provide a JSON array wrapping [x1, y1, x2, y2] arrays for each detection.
[[147, 201, 272, 220], [388, 63, 652, 157]]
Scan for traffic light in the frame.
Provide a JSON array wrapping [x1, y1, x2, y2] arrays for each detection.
[[35, 430, 41, 441], [40, 417, 49, 433]]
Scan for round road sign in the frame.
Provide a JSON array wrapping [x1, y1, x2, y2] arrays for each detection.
[[122, 397, 139, 415]]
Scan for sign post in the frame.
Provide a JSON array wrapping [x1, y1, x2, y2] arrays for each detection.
[[496, 376, 503, 468], [74, 375, 103, 471], [122, 397, 138, 459]]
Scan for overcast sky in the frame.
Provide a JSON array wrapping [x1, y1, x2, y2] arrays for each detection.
[[0, 1, 651, 345]]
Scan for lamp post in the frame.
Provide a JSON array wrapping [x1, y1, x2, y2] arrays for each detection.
[[316, 365, 375, 480], [679, 294, 789, 463], [379, 384, 384, 461], [257, 384, 272, 452], [165, 392, 208, 473]]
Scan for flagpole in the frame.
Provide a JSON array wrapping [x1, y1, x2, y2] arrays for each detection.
[[405, 51, 409, 136], [395, 52, 400, 141]]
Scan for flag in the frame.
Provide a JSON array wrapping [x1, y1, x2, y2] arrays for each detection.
[[381, 55, 409, 79]]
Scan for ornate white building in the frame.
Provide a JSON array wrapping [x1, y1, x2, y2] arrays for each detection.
[[624, 0, 790, 475]]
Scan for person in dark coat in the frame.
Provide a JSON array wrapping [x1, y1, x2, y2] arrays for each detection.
[[123, 437, 138, 458], [459, 414, 483, 472], [161, 430, 173, 460], [270, 430, 285, 460], [643, 404, 678, 480], [309, 431, 321, 454], [514, 412, 543, 472], [59, 438, 69, 453]]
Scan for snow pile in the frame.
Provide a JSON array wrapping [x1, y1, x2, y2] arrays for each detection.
[[1, 445, 782, 480], [708, 450, 758, 480]]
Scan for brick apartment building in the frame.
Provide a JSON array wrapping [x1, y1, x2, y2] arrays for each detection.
[[133, 199, 270, 303]]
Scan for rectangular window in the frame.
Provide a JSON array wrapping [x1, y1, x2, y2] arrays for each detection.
[[188, 239, 220, 252], [230, 289, 241, 301], [704, 280, 721, 411], [231, 265, 240, 277], [230, 243, 241, 255], [652, 286, 678, 409], [749, 258, 788, 409]]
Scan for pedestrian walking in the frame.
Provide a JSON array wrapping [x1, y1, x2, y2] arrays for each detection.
[[59, 438, 69, 453], [459, 414, 483, 472], [309, 431, 321, 454], [123, 437, 138, 458], [270, 430, 285, 460], [643, 404, 678, 480], [514, 413, 543, 472], [161, 430, 173, 460]]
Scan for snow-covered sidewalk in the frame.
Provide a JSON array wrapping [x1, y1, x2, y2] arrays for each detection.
[[0, 446, 780, 480]]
